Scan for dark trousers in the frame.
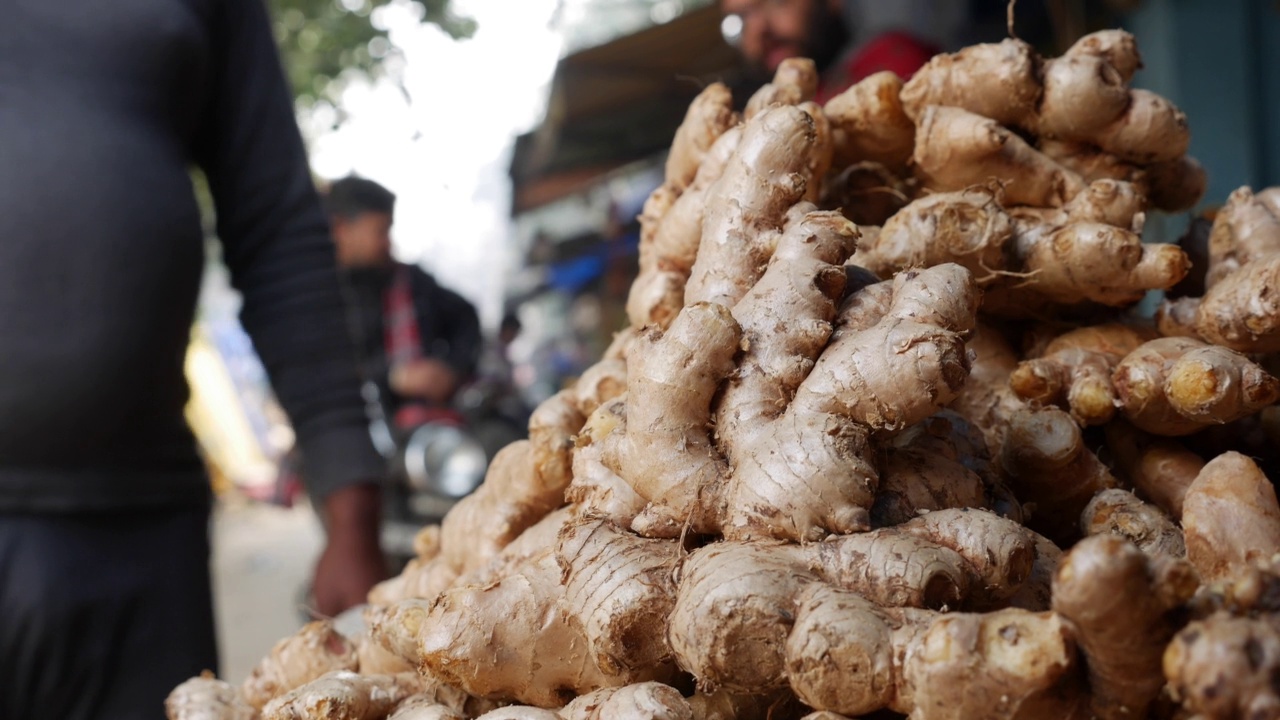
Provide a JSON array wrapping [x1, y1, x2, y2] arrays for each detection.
[[0, 507, 219, 720]]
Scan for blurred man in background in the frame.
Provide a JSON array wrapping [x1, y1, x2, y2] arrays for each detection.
[[325, 176, 482, 429], [720, 0, 968, 102]]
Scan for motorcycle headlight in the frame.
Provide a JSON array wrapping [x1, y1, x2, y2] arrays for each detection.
[[402, 424, 488, 499]]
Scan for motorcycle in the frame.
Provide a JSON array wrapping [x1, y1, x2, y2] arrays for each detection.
[[370, 378, 527, 565]]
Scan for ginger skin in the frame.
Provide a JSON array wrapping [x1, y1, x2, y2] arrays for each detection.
[[684, 106, 815, 309], [1103, 420, 1204, 518], [414, 548, 625, 707], [1052, 535, 1196, 720], [786, 585, 1083, 719], [721, 264, 977, 541], [854, 181, 1188, 312], [166, 674, 258, 720], [872, 414, 993, 528], [1000, 406, 1118, 545], [597, 301, 742, 538], [668, 508, 1035, 694], [903, 31, 1190, 165], [1159, 186, 1280, 352], [261, 672, 421, 720], [1165, 613, 1280, 720], [744, 58, 818, 119], [913, 105, 1085, 208], [1112, 337, 1280, 436], [1082, 489, 1186, 560], [1181, 452, 1280, 586], [823, 71, 916, 170], [241, 621, 359, 710], [1010, 323, 1153, 426]]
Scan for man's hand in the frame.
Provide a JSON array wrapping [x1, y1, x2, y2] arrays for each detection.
[[312, 483, 387, 617], [389, 357, 459, 404]]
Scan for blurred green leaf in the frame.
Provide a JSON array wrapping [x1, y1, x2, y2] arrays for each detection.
[[268, 0, 475, 107]]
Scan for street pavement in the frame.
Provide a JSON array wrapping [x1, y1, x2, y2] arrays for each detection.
[[212, 498, 323, 683]]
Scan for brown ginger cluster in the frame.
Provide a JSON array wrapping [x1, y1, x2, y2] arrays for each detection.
[[165, 30, 1280, 720]]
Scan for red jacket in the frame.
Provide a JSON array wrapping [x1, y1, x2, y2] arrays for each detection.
[[816, 31, 939, 104]]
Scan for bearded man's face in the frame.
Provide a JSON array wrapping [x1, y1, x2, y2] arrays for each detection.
[[721, 0, 849, 78]]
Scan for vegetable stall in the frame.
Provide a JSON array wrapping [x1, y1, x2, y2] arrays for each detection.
[[168, 24, 1280, 720]]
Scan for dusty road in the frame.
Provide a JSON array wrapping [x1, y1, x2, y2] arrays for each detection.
[[212, 499, 323, 683]]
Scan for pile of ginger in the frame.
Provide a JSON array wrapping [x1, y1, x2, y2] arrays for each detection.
[[170, 28, 1280, 720]]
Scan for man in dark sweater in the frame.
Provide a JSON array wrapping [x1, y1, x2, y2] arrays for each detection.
[[0, 1, 389, 718]]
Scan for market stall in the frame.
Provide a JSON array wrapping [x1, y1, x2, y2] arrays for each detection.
[[167, 12, 1280, 719]]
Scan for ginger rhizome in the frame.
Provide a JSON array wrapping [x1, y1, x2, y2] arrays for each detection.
[[1112, 336, 1280, 436], [1181, 452, 1280, 586], [853, 180, 1188, 317], [167, 674, 258, 720], [166, 26, 1280, 720], [1009, 323, 1153, 425], [1159, 186, 1280, 352], [1052, 535, 1197, 720], [901, 31, 1201, 212]]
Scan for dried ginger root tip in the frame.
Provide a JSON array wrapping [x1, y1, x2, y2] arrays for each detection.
[[1113, 337, 1280, 436], [1009, 323, 1152, 426], [1082, 489, 1185, 560]]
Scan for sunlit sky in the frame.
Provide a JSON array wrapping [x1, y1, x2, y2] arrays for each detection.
[[305, 0, 565, 327]]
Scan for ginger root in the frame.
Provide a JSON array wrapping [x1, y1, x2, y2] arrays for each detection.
[[668, 508, 1036, 694], [913, 106, 1085, 208], [242, 620, 359, 709], [1112, 337, 1280, 436], [719, 264, 977, 541], [854, 180, 1188, 313], [1165, 612, 1280, 720], [823, 71, 915, 171], [1158, 186, 1280, 352], [786, 585, 1083, 719], [1052, 535, 1196, 720], [871, 413, 997, 528], [904, 30, 1192, 167], [1182, 452, 1280, 586], [172, 27, 1273, 720], [166, 673, 258, 720], [1103, 419, 1204, 518], [261, 672, 421, 720], [1000, 406, 1117, 545], [1082, 489, 1186, 560], [1010, 323, 1154, 426]]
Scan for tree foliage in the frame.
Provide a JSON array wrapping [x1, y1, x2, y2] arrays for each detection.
[[268, 0, 475, 105]]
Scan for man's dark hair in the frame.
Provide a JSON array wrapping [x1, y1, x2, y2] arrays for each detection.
[[500, 313, 522, 335], [323, 175, 396, 219]]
